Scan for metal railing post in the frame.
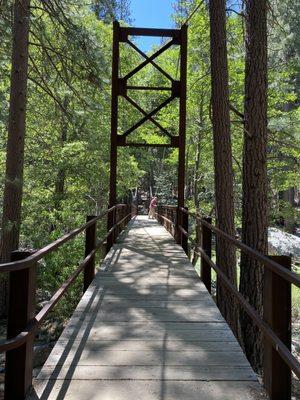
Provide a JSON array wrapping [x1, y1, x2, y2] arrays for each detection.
[[5, 251, 36, 400], [201, 217, 212, 293], [84, 216, 96, 291], [263, 255, 291, 399]]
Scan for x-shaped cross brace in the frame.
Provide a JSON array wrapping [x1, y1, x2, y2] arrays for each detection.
[[120, 38, 179, 138]]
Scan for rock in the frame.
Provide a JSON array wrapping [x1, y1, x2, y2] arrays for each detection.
[[37, 300, 49, 309], [33, 342, 55, 368], [268, 227, 300, 258]]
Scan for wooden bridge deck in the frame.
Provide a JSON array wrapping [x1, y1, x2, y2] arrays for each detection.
[[29, 216, 265, 400]]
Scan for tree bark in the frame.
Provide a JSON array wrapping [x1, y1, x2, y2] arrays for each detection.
[[209, 0, 238, 335], [54, 97, 69, 212], [0, 0, 30, 317], [239, 0, 268, 373], [192, 101, 204, 267]]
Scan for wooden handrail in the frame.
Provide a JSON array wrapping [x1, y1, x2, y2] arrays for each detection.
[[195, 247, 300, 379], [0, 204, 127, 273], [156, 205, 300, 397], [177, 207, 300, 288], [154, 212, 175, 226]]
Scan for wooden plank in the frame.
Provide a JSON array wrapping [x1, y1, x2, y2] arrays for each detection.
[[76, 299, 216, 309], [61, 327, 238, 342], [52, 340, 240, 352], [30, 380, 264, 400], [45, 349, 251, 367], [38, 365, 257, 381]]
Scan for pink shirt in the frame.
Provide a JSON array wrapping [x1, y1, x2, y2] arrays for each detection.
[[150, 198, 157, 207]]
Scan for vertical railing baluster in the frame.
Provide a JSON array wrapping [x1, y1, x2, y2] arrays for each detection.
[[106, 207, 113, 254], [120, 206, 123, 230], [175, 206, 181, 246], [263, 255, 291, 400], [113, 206, 117, 242], [174, 207, 176, 237], [182, 208, 188, 256], [5, 251, 36, 399], [201, 217, 212, 293], [84, 216, 96, 291]]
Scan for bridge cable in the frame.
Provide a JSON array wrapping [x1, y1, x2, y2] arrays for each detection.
[[180, 0, 205, 27], [176, 0, 205, 79]]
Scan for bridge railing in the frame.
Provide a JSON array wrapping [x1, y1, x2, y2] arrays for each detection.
[[0, 203, 136, 400], [156, 205, 188, 254], [156, 205, 300, 400]]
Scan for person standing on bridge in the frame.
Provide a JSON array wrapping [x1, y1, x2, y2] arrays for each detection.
[[148, 196, 157, 219]]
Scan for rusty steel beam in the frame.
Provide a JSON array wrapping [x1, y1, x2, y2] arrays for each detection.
[[178, 25, 187, 208], [126, 39, 174, 82], [122, 95, 175, 137], [120, 26, 181, 39], [109, 23, 187, 213], [123, 94, 173, 138], [119, 142, 178, 148], [109, 21, 120, 209], [123, 39, 175, 81], [126, 85, 172, 91]]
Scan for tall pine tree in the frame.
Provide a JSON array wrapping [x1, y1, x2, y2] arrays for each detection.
[[239, 0, 268, 372]]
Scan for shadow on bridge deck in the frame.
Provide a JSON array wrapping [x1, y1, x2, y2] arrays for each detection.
[[27, 216, 266, 400]]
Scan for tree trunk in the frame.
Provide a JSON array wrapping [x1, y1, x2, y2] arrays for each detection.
[[192, 100, 204, 267], [239, 0, 268, 373], [209, 0, 238, 335], [54, 97, 69, 212], [0, 0, 30, 317]]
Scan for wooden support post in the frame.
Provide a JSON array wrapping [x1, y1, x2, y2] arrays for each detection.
[[113, 207, 117, 241], [106, 208, 113, 254], [201, 217, 212, 293], [115, 207, 119, 238], [84, 216, 96, 291], [156, 205, 160, 224], [129, 203, 133, 222], [107, 207, 117, 254], [120, 206, 123, 232], [263, 255, 291, 400], [5, 251, 36, 400], [171, 207, 176, 238], [175, 207, 181, 246], [182, 208, 188, 256], [126, 204, 129, 225]]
